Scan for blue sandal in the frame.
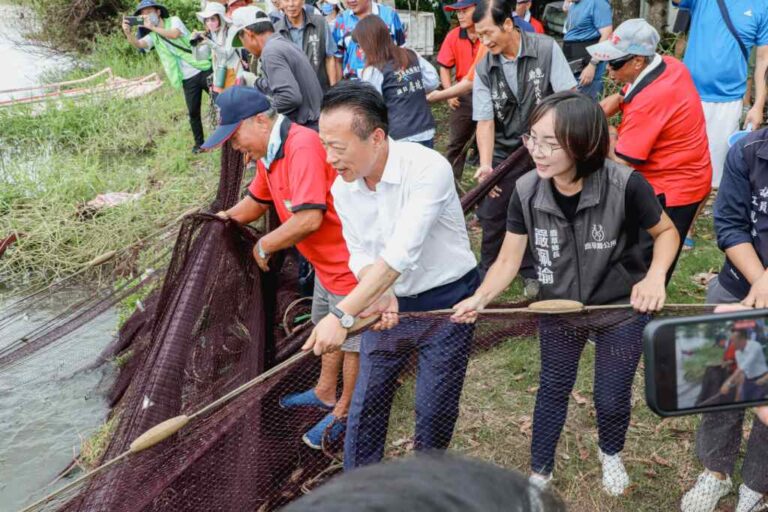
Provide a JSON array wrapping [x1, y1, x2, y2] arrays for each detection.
[[302, 413, 346, 450], [279, 389, 334, 410]]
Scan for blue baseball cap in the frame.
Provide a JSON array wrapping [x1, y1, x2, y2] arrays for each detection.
[[444, 0, 476, 10], [133, 0, 169, 17], [201, 86, 272, 150]]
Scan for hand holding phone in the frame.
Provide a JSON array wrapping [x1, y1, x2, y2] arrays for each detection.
[[644, 306, 768, 416]]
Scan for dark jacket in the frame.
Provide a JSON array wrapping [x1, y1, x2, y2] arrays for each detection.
[[516, 160, 647, 304], [273, 7, 331, 91], [714, 128, 768, 299], [257, 33, 323, 126]]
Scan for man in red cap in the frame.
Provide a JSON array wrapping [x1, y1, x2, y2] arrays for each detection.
[[202, 86, 361, 450]]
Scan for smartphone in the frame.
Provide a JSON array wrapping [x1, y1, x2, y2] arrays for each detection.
[[124, 16, 144, 26], [644, 309, 768, 416]]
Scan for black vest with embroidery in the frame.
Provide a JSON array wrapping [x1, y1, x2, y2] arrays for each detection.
[[276, 8, 330, 91], [381, 51, 436, 140], [516, 161, 647, 305], [476, 31, 555, 166]]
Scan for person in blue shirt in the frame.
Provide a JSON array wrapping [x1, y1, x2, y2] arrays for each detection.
[[680, 129, 768, 512], [673, 0, 768, 189], [332, 0, 405, 78], [561, 0, 613, 100]]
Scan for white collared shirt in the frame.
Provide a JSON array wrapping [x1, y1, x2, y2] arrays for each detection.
[[736, 339, 768, 379], [331, 139, 477, 296]]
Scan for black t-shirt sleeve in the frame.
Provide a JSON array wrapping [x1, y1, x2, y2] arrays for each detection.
[[626, 172, 663, 230], [506, 188, 528, 235]]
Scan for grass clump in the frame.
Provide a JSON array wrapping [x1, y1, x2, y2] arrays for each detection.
[[76, 414, 118, 470], [0, 32, 219, 286]]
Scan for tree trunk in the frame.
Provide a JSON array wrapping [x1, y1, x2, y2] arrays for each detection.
[[612, 0, 641, 26], [646, 0, 669, 33]]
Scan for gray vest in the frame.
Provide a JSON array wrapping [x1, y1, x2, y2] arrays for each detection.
[[275, 8, 330, 91], [475, 31, 555, 166], [516, 161, 647, 305], [381, 51, 436, 140]]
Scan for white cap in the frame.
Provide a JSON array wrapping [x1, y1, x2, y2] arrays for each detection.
[[197, 2, 231, 24], [587, 18, 660, 61], [225, 5, 271, 49]]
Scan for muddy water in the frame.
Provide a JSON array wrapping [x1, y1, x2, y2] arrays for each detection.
[[0, 290, 117, 511]]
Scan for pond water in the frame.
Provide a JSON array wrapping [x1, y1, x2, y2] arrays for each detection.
[[0, 289, 117, 511], [0, 3, 74, 102]]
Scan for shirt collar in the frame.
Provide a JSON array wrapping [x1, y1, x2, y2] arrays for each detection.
[[349, 2, 380, 20], [261, 115, 291, 170], [533, 165, 603, 219], [624, 54, 663, 99], [488, 28, 534, 69], [350, 138, 399, 191]]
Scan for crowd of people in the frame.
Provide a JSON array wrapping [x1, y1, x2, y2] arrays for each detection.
[[121, 0, 768, 510]]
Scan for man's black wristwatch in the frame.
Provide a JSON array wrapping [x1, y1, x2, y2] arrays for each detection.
[[330, 305, 355, 329]]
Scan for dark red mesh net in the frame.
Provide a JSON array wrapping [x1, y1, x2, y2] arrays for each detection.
[[16, 143, 734, 512]]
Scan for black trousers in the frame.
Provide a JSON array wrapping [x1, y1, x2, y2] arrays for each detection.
[[640, 195, 701, 285], [477, 159, 536, 279], [445, 93, 476, 182], [182, 69, 212, 147]]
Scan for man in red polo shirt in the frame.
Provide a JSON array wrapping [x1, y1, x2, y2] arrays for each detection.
[[591, 19, 711, 282], [437, 0, 481, 181], [201, 86, 359, 450]]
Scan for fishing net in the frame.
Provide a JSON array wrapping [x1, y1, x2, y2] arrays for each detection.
[[12, 145, 750, 512]]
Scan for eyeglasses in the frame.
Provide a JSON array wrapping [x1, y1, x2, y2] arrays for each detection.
[[522, 133, 562, 157], [607, 55, 635, 71]]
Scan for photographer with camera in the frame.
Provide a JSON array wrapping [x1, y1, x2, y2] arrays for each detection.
[[189, 2, 241, 97], [122, 0, 213, 153]]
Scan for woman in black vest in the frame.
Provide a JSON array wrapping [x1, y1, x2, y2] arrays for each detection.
[[452, 92, 679, 496], [351, 16, 438, 148]]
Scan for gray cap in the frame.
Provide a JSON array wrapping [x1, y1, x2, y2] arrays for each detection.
[[587, 18, 660, 61]]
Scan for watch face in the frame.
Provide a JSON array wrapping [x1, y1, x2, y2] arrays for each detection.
[[341, 315, 355, 329]]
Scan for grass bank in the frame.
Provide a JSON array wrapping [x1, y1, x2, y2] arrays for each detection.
[[0, 32, 221, 286]]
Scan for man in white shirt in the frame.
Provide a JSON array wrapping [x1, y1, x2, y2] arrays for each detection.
[[304, 80, 479, 470], [727, 333, 768, 401]]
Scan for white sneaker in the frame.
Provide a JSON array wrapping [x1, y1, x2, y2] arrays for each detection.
[[598, 450, 630, 496], [528, 473, 552, 512], [529, 472, 552, 491], [736, 484, 766, 512], [680, 471, 733, 512]]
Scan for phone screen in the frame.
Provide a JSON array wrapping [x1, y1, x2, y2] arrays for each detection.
[[650, 314, 768, 414]]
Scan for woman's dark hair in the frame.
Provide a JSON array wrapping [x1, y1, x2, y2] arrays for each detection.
[[351, 16, 412, 71], [472, 0, 516, 26], [321, 80, 389, 139], [246, 10, 274, 35], [528, 91, 609, 182]]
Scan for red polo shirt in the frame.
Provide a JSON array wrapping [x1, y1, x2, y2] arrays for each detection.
[[617, 56, 712, 207], [437, 27, 481, 82], [248, 119, 357, 295], [529, 16, 544, 34]]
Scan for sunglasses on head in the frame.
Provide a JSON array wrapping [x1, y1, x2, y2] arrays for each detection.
[[607, 54, 635, 70]]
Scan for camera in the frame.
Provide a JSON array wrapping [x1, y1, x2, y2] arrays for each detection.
[[124, 15, 144, 27], [190, 34, 205, 47]]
